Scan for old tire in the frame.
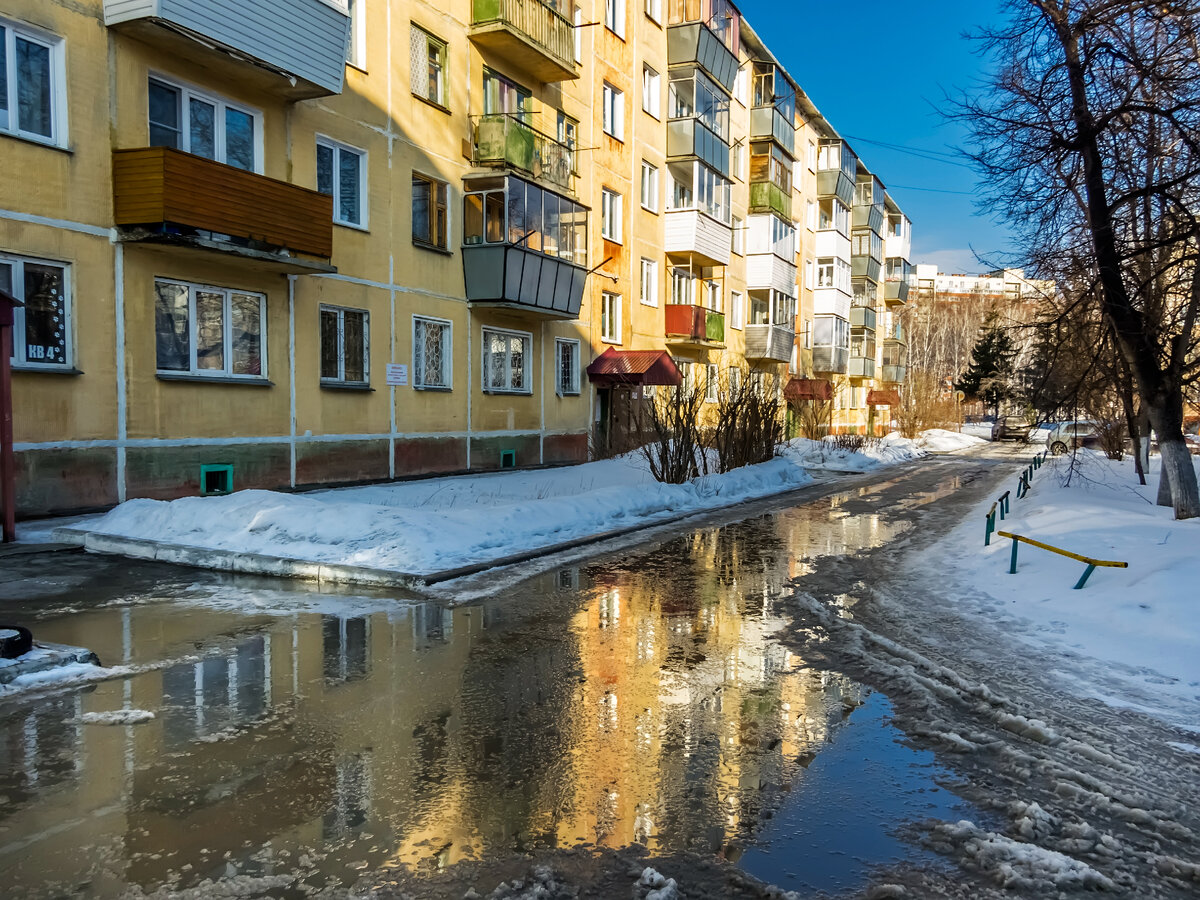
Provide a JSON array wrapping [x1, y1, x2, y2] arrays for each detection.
[[0, 625, 33, 659], [1051, 441, 1068, 456]]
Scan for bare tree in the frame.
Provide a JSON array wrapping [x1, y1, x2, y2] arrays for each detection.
[[958, 0, 1200, 518]]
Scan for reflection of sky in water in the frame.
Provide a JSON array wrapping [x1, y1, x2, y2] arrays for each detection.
[[0, 479, 980, 898], [737, 691, 977, 896]]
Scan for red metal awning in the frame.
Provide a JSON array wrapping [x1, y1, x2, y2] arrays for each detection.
[[784, 378, 833, 403], [586, 348, 682, 386], [867, 389, 902, 407]]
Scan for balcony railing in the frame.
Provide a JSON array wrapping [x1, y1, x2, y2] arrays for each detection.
[[881, 365, 907, 383], [750, 104, 795, 156], [473, 114, 574, 193], [854, 202, 886, 235], [812, 346, 849, 374], [749, 181, 792, 220], [848, 356, 876, 378], [816, 169, 855, 207], [884, 279, 910, 304], [103, 0, 350, 99], [665, 304, 725, 345], [666, 0, 741, 90], [112, 147, 333, 265], [666, 118, 731, 176], [850, 305, 877, 331], [745, 324, 794, 362], [664, 209, 732, 266], [852, 256, 882, 283], [470, 0, 579, 83]]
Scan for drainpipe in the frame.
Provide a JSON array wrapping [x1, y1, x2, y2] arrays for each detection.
[[0, 287, 22, 542]]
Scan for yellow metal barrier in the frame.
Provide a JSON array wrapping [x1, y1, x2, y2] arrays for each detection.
[[996, 531, 1128, 589]]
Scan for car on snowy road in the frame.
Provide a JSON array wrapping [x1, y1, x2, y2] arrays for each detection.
[[991, 415, 1032, 442], [1046, 421, 1101, 455]]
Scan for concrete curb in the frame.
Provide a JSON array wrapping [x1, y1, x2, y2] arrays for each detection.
[[53, 526, 427, 589]]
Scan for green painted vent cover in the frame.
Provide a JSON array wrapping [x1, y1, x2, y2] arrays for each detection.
[[500, 450, 516, 469], [200, 464, 234, 496]]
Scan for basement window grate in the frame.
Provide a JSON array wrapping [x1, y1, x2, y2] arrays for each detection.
[[500, 450, 516, 469], [200, 464, 234, 496]]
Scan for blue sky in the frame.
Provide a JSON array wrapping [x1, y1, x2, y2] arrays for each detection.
[[736, 0, 1013, 274]]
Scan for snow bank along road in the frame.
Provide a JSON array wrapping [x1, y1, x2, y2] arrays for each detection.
[[775, 450, 1200, 898], [54, 434, 966, 585]]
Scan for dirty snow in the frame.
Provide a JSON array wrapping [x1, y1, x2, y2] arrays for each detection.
[[79, 709, 156, 725], [0, 661, 134, 697], [917, 428, 987, 453], [67, 429, 968, 579], [930, 451, 1200, 724]]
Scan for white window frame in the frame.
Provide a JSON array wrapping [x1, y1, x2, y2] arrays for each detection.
[[704, 279, 721, 312], [642, 65, 660, 118], [316, 135, 368, 229], [640, 258, 658, 307], [574, 6, 583, 62], [640, 160, 658, 212], [730, 290, 743, 330], [705, 364, 719, 403], [645, 0, 662, 24], [601, 187, 623, 243], [1, 253, 71, 370], [732, 215, 744, 255], [601, 291, 622, 344], [807, 140, 817, 172], [555, 337, 581, 396], [412, 314, 452, 390], [346, 0, 367, 69], [481, 326, 532, 394], [605, 0, 626, 38], [0, 19, 67, 147], [154, 278, 269, 380], [319, 304, 370, 386], [602, 82, 624, 140], [147, 74, 263, 173]]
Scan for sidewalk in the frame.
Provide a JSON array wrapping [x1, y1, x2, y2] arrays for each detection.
[[39, 434, 959, 588]]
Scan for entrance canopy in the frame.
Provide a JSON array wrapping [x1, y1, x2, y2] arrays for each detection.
[[586, 348, 682, 387], [867, 389, 901, 407], [784, 378, 833, 403]]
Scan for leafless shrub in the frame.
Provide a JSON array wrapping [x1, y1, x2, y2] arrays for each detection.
[[793, 398, 833, 440], [640, 378, 708, 484], [830, 434, 869, 453], [710, 368, 784, 473]]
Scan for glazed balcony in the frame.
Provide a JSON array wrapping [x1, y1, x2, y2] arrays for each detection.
[[882, 337, 907, 383], [666, 0, 741, 90], [103, 0, 350, 99], [854, 176, 886, 234], [749, 180, 792, 220], [745, 324, 795, 362], [665, 304, 726, 347], [885, 258, 911, 305], [881, 365, 907, 383], [852, 256, 882, 282], [472, 114, 574, 194], [850, 305, 877, 331], [469, 0, 579, 83], [112, 147, 334, 272], [817, 140, 857, 207], [751, 105, 795, 156], [812, 346, 849, 374], [665, 209, 732, 266], [848, 356, 876, 378], [666, 118, 731, 177]]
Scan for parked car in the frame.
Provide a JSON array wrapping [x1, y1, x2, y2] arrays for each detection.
[[991, 415, 1033, 442], [1046, 421, 1101, 455]]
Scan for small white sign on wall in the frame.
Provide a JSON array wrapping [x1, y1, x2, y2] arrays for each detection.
[[386, 364, 409, 387]]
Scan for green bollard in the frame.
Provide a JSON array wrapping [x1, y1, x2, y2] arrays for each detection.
[[1009, 537, 1019, 574]]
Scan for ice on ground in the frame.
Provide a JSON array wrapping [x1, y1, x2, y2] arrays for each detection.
[[79, 709, 156, 725], [928, 451, 1200, 723], [0, 662, 134, 696], [637, 868, 680, 900]]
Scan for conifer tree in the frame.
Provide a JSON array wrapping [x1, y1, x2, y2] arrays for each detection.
[[956, 313, 1017, 416]]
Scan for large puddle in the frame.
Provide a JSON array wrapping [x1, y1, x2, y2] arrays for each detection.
[[0, 478, 980, 897]]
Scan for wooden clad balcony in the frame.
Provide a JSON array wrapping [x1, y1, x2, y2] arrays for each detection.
[[665, 304, 725, 347], [113, 147, 334, 269], [470, 0, 579, 83]]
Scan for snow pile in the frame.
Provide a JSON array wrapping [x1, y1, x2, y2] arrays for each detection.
[[0, 660, 132, 696], [79, 709, 155, 726], [917, 428, 987, 453], [931, 820, 1117, 891], [780, 433, 926, 473], [87, 455, 814, 576], [637, 868, 680, 900], [932, 451, 1200, 719]]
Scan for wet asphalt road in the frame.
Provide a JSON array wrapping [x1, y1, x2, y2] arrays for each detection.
[[0, 446, 1197, 899]]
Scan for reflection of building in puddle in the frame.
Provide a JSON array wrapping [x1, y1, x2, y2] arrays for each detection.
[[0, 695, 82, 812], [0, 548, 866, 898]]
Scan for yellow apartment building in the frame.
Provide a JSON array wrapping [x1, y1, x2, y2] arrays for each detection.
[[2, 0, 911, 517]]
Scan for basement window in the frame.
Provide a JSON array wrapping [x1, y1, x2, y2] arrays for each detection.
[[199, 464, 233, 496]]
